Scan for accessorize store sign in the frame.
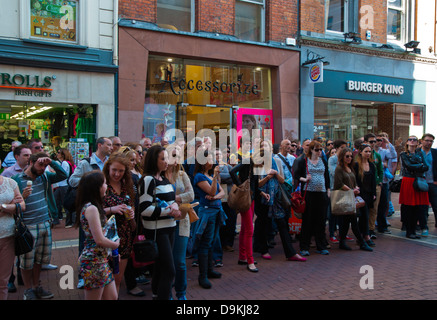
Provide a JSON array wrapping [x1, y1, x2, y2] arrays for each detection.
[[0, 72, 55, 97]]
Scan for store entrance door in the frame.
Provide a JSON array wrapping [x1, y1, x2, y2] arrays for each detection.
[[176, 104, 234, 143]]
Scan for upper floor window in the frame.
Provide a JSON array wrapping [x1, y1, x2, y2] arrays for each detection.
[[157, 0, 194, 32], [30, 0, 78, 43], [326, 0, 348, 33], [235, 0, 265, 42], [387, 0, 405, 42]]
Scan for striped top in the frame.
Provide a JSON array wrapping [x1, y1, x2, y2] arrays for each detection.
[[138, 175, 176, 230], [16, 174, 49, 225]]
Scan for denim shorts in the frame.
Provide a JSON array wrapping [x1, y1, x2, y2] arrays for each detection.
[[19, 221, 52, 270]]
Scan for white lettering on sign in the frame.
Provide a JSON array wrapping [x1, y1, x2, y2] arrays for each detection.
[[346, 80, 404, 95]]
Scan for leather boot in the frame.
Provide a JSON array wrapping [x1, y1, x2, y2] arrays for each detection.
[[359, 241, 373, 252], [207, 251, 221, 279], [198, 254, 211, 289]]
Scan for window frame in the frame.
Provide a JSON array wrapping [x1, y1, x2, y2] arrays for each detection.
[[387, 0, 414, 46], [235, 0, 265, 43], [156, 0, 195, 33], [325, 0, 350, 37]]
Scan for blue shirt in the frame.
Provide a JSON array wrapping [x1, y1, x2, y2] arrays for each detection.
[[91, 153, 107, 171], [193, 173, 221, 208], [423, 150, 434, 183]]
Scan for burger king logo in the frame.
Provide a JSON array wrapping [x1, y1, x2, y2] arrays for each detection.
[[310, 64, 321, 82]]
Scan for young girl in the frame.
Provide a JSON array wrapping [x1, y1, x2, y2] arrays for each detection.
[[75, 171, 120, 300], [102, 154, 136, 296]]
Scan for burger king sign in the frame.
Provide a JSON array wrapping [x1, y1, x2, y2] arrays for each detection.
[[309, 62, 323, 83]]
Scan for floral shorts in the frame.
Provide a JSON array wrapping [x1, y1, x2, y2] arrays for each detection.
[[78, 257, 114, 290]]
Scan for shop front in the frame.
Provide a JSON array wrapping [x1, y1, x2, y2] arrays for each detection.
[[118, 24, 300, 146], [0, 65, 116, 163], [313, 70, 426, 143]]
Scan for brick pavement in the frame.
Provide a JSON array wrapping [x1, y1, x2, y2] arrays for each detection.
[[7, 194, 437, 301]]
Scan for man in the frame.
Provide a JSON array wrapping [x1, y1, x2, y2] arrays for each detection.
[[141, 137, 152, 151], [109, 136, 122, 153], [420, 133, 437, 231], [375, 133, 397, 234], [290, 140, 299, 157], [325, 139, 334, 155], [68, 137, 112, 289], [2, 141, 22, 168], [363, 133, 383, 239], [28, 138, 44, 154], [12, 153, 68, 300], [275, 139, 295, 182], [1, 145, 31, 178]]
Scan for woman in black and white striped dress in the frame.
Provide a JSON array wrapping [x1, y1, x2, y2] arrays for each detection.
[[138, 145, 181, 300]]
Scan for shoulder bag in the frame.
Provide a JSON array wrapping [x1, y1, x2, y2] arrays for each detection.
[[14, 203, 34, 256], [413, 176, 429, 192], [290, 158, 309, 217], [330, 189, 356, 215], [228, 178, 252, 212]]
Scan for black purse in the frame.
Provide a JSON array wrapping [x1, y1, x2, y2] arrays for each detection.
[[413, 176, 429, 192], [132, 177, 159, 263], [14, 203, 34, 256]]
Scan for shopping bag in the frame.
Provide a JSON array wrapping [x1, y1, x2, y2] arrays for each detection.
[[288, 210, 302, 235]]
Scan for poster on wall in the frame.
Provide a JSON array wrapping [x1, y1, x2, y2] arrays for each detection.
[[142, 100, 176, 144], [30, 0, 78, 43], [235, 108, 274, 147]]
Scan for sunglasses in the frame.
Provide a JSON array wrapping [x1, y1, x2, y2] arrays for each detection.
[[368, 140, 377, 144], [408, 138, 418, 142], [327, 142, 333, 146], [376, 139, 383, 142], [313, 148, 322, 152], [345, 155, 353, 158], [290, 144, 297, 147], [423, 139, 434, 143]]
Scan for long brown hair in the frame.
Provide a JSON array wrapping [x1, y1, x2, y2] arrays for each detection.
[[58, 148, 74, 163], [355, 143, 374, 180], [102, 153, 135, 201], [338, 147, 355, 172]]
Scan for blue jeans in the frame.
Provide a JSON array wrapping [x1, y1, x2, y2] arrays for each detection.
[[196, 206, 221, 257], [428, 183, 437, 226], [172, 223, 188, 298]]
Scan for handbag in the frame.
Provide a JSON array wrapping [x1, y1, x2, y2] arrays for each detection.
[[330, 189, 356, 215], [132, 177, 159, 264], [389, 177, 402, 193], [228, 178, 252, 212], [14, 203, 34, 256], [290, 159, 309, 216], [413, 176, 429, 192], [278, 184, 292, 214]]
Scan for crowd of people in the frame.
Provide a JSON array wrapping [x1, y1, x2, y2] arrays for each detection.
[[0, 131, 436, 301]]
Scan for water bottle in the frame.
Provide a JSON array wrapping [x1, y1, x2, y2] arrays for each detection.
[[112, 248, 119, 274], [124, 195, 133, 220]]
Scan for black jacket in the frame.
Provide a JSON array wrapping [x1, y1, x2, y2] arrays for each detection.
[[400, 151, 429, 178]]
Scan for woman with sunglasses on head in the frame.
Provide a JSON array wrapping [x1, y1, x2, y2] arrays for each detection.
[[334, 148, 373, 252], [399, 136, 429, 239], [353, 143, 377, 247], [294, 140, 330, 256], [193, 150, 226, 288]]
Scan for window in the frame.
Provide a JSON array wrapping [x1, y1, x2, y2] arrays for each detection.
[[387, 0, 405, 42], [157, 0, 194, 32], [325, 0, 348, 33], [30, 0, 78, 43], [235, 0, 265, 42]]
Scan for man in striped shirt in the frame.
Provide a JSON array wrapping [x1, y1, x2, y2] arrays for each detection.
[[12, 152, 68, 300]]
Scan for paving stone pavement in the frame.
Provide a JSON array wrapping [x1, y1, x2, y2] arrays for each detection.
[[7, 194, 437, 302]]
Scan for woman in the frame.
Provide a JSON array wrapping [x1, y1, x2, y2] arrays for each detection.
[[164, 144, 194, 300], [102, 154, 136, 296], [399, 136, 429, 239], [193, 150, 226, 287], [254, 141, 306, 262], [293, 140, 330, 256], [230, 150, 262, 272], [55, 148, 74, 227], [0, 172, 25, 300], [75, 171, 120, 300], [354, 143, 377, 247], [138, 145, 181, 299], [333, 148, 373, 252]]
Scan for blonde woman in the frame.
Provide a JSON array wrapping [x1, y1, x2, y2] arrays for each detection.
[[164, 144, 194, 300]]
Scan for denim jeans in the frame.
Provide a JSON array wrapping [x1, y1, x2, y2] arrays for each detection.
[[428, 183, 437, 226], [196, 206, 221, 257], [172, 222, 189, 298]]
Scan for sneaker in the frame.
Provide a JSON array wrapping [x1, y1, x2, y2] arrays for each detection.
[[422, 229, 429, 237], [65, 224, 73, 229], [41, 264, 58, 270], [316, 249, 329, 255], [191, 260, 199, 267], [369, 231, 377, 239], [300, 250, 310, 256], [214, 260, 223, 268], [35, 286, 54, 299], [23, 288, 37, 300], [345, 236, 354, 242], [329, 237, 339, 244]]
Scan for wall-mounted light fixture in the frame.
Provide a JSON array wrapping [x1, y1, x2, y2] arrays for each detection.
[[404, 40, 421, 54]]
